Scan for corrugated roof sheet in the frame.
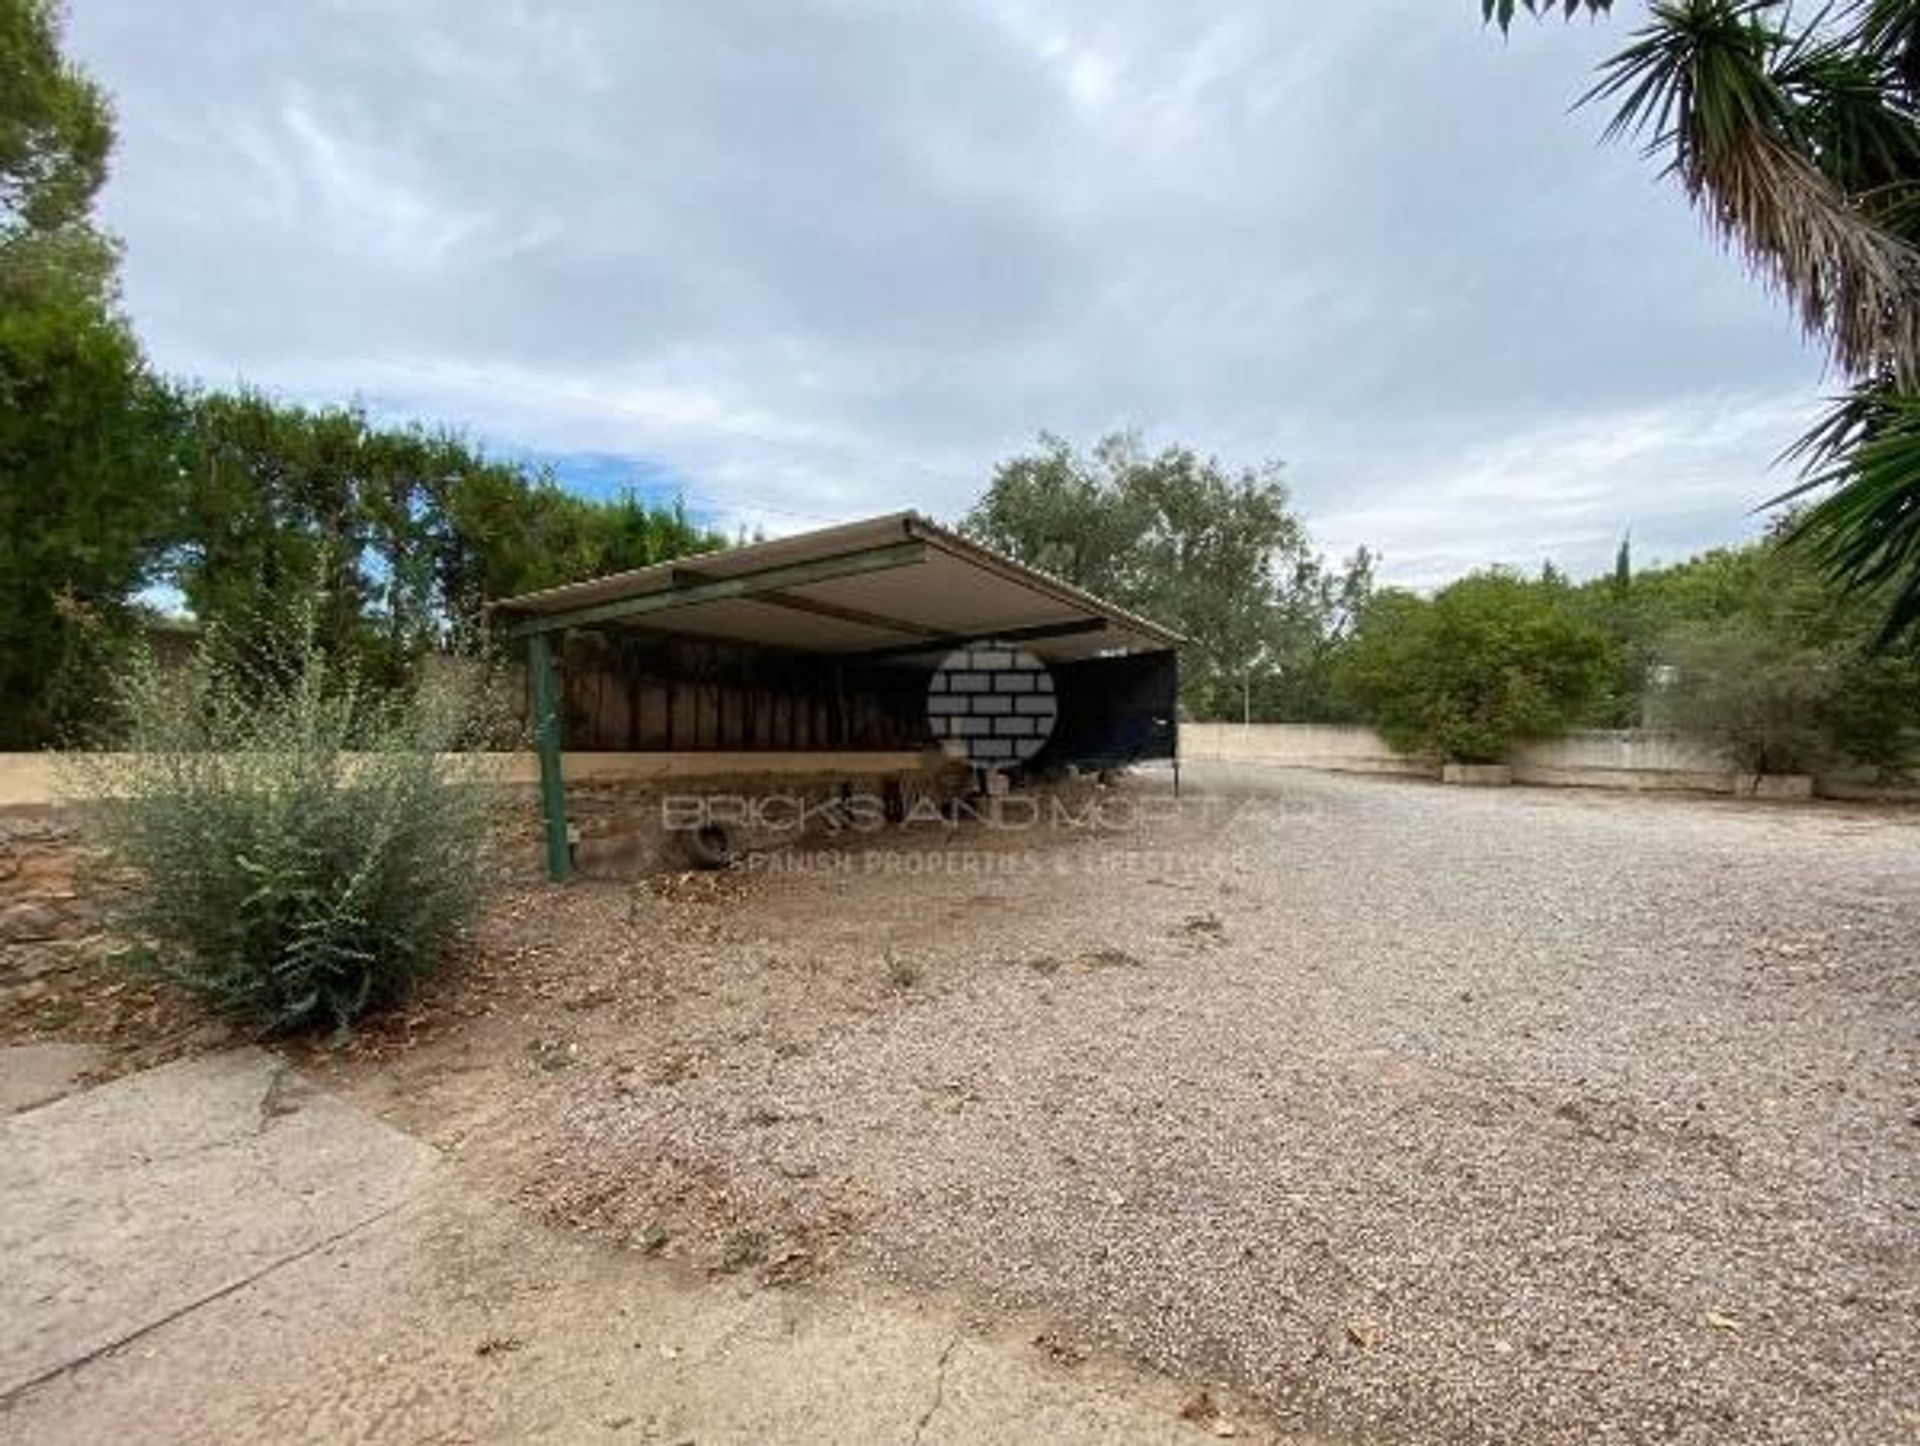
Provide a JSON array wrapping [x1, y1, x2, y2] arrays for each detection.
[[490, 511, 1182, 662]]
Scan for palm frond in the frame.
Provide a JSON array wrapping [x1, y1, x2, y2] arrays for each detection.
[[1483, 0, 1614, 29], [1583, 1, 1920, 387], [1852, 0, 1920, 99], [1775, 383, 1920, 642], [1776, 29, 1920, 198]]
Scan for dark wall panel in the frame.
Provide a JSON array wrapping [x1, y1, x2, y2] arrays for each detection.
[[1031, 651, 1179, 769], [554, 632, 934, 752]]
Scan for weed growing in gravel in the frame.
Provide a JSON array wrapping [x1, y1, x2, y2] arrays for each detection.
[[1181, 911, 1227, 944], [528, 1039, 575, 1072], [884, 952, 924, 989], [720, 1228, 768, 1272]]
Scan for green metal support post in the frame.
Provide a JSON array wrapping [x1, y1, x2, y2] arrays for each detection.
[[527, 629, 571, 881]]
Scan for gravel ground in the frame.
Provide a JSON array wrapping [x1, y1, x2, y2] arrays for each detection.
[[343, 767, 1919, 1444]]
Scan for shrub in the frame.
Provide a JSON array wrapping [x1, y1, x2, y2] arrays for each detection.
[[1652, 619, 1920, 777], [1335, 572, 1614, 762], [1818, 650, 1920, 778], [1651, 622, 1832, 775], [71, 620, 512, 1034]]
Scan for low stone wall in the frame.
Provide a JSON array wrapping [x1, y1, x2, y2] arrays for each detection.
[[0, 749, 951, 808], [1179, 724, 1917, 801], [0, 748, 970, 1015], [543, 751, 970, 878], [0, 811, 114, 1021], [0, 749, 973, 900]]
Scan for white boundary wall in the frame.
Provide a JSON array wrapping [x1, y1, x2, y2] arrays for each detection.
[[1178, 724, 1918, 800], [1178, 723, 1432, 777], [1509, 731, 1731, 792]]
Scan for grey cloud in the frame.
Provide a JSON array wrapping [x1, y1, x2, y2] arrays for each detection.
[[68, 0, 1825, 579]]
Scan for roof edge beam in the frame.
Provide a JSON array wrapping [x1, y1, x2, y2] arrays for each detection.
[[848, 615, 1111, 664], [904, 516, 1186, 648], [672, 572, 952, 640], [504, 540, 926, 638]]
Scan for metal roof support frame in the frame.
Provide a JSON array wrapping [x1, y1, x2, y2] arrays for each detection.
[[846, 615, 1109, 664], [527, 628, 571, 880], [505, 540, 927, 639]]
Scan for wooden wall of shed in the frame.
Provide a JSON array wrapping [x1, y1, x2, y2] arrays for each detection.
[[556, 632, 934, 752]]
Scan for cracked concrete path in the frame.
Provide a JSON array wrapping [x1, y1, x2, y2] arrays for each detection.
[[0, 1049, 1246, 1443], [0, 1042, 107, 1116], [0, 1048, 437, 1400]]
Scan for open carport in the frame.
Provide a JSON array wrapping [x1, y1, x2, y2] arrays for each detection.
[[490, 511, 1183, 878]]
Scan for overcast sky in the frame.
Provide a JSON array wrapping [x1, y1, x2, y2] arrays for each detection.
[[67, 0, 1828, 585]]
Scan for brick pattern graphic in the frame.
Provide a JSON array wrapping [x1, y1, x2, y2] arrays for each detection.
[[927, 643, 1058, 765]]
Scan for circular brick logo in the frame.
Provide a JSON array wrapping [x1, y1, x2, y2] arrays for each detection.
[[927, 642, 1057, 768]]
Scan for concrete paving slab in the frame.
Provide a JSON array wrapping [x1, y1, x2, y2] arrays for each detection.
[[0, 1042, 106, 1116], [0, 1047, 439, 1398], [1, 1187, 1221, 1445], [0, 1049, 1289, 1443]]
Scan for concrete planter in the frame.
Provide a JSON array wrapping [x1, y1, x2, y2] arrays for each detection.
[[1442, 762, 1512, 787], [1733, 772, 1815, 800]]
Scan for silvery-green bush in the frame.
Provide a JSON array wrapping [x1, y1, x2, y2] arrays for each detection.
[[73, 626, 514, 1034]]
